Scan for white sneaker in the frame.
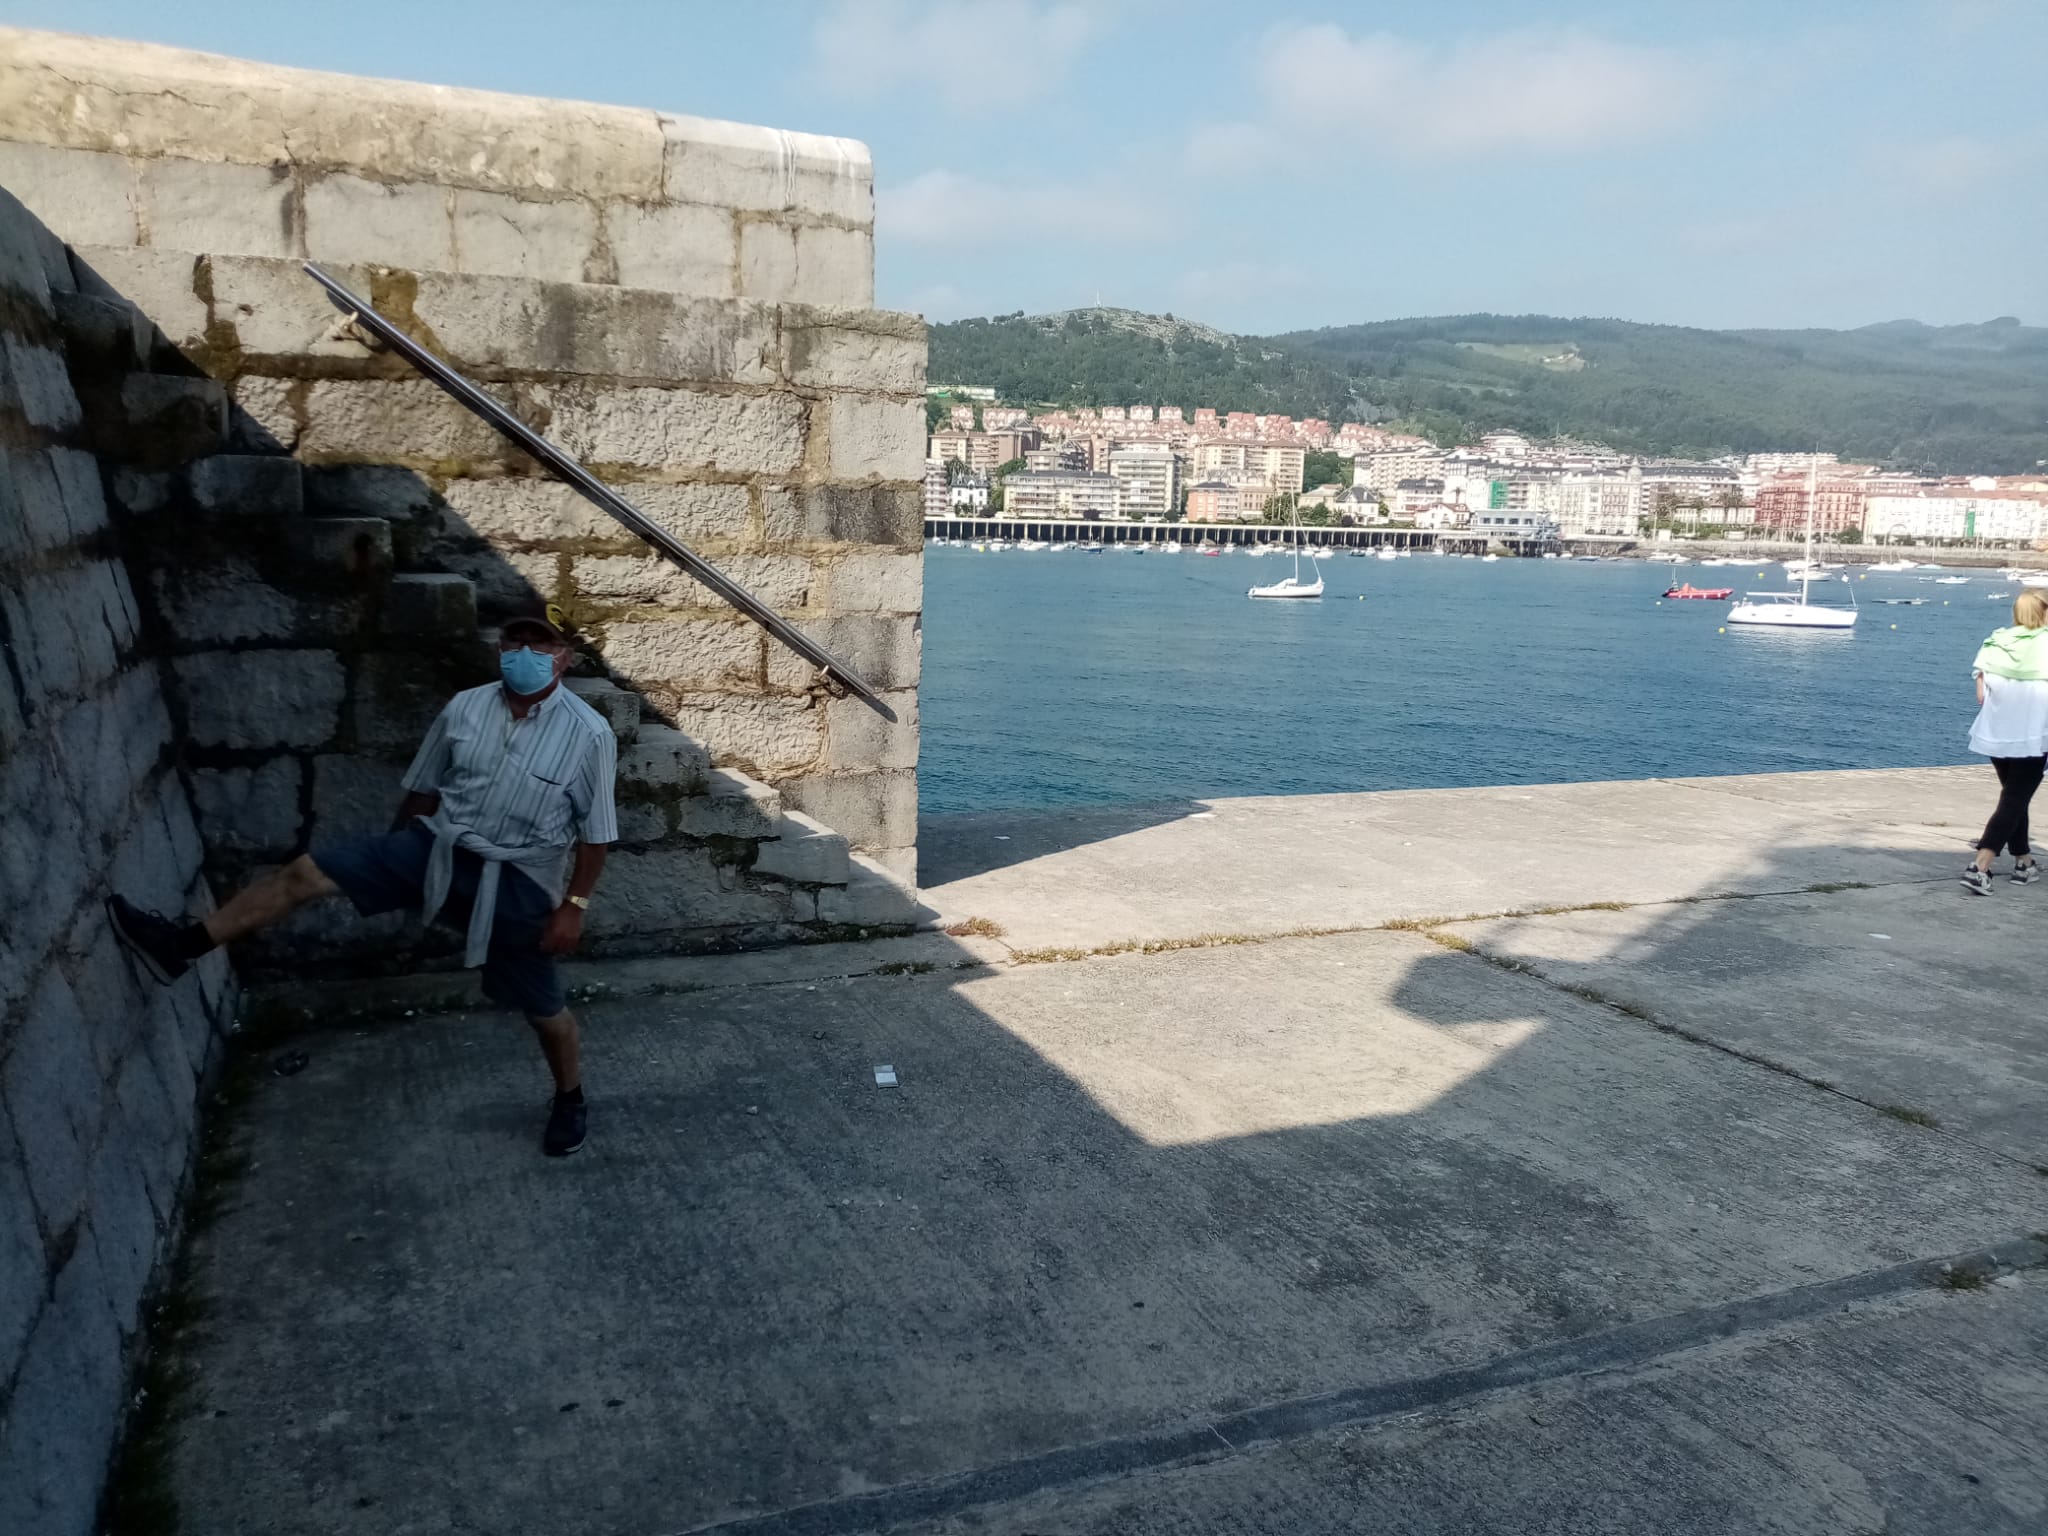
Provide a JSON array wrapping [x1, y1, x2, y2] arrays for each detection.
[[2012, 860, 2040, 885], [1960, 867, 1995, 896]]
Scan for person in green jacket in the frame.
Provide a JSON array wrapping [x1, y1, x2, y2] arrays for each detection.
[[1962, 589, 2048, 894]]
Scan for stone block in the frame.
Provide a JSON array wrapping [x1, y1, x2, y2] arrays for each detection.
[[299, 517, 396, 580], [869, 843, 917, 888], [616, 724, 711, 799], [86, 1131, 160, 1334], [113, 1027, 185, 1219], [738, 220, 872, 308], [352, 650, 492, 755], [190, 758, 303, 854], [762, 483, 922, 549], [5, 336, 81, 432], [0, 1225, 123, 1536], [385, 573, 478, 639], [229, 375, 299, 453], [0, 562, 126, 707], [816, 851, 919, 927], [587, 844, 795, 938], [55, 686, 142, 833], [187, 452, 303, 519], [303, 173, 454, 271], [820, 552, 922, 614], [174, 649, 345, 749], [304, 463, 440, 522], [140, 155, 295, 257], [604, 200, 735, 297], [1, 970, 97, 1235], [550, 385, 804, 474], [48, 449, 110, 545], [300, 378, 512, 465], [205, 255, 377, 358], [824, 393, 924, 482], [782, 311, 924, 392], [310, 754, 408, 843], [108, 466, 174, 517], [67, 243, 208, 350], [614, 802, 672, 843], [452, 189, 597, 283], [0, 1157, 43, 1383], [598, 616, 762, 691], [781, 768, 918, 854], [659, 114, 872, 224], [0, 184, 69, 300], [752, 809, 850, 885], [563, 677, 641, 743], [633, 481, 754, 545], [150, 558, 299, 647], [119, 372, 227, 465], [576, 551, 812, 611], [437, 478, 620, 545], [677, 766, 781, 839], [52, 290, 152, 374], [825, 688, 920, 770], [767, 613, 920, 691], [665, 693, 824, 779], [5, 447, 72, 554], [0, 141, 139, 247], [419, 546, 562, 621]]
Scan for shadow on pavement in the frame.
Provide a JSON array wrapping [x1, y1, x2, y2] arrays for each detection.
[[919, 800, 1208, 885]]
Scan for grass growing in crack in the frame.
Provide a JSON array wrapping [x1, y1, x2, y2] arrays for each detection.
[[872, 960, 937, 977], [1939, 1267, 1989, 1291], [943, 917, 1006, 939], [1011, 925, 1354, 966], [1880, 1103, 1942, 1129], [1426, 931, 1474, 953]]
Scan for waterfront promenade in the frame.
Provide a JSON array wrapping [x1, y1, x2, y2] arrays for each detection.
[[148, 768, 2045, 1533]]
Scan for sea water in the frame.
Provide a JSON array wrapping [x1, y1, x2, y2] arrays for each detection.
[[920, 548, 1991, 814]]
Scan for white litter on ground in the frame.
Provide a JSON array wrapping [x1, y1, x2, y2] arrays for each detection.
[[874, 1065, 898, 1088]]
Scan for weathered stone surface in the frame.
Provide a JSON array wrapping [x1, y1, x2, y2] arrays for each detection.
[[119, 373, 227, 465], [0, 1227, 122, 1536], [190, 758, 303, 854], [587, 844, 795, 937], [300, 379, 512, 464], [562, 677, 641, 743], [867, 842, 917, 888], [187, 453, 303, 519], [666, 693, 823, 779], [676, 766, 782, 839], [229, 375, 298, 452], [815, 850, 919, 926], [782, 311, 924, 392], [2, 970, 97, 1235], [616, 724, 711, 799], [821, 552, 922, 613], [576, 552, 810, 610], [599, 616, 762, 690], [7, 336, 81, 432], [385, 573, 478, 639], [825, 688, 919, 770], [419, 546, 561, 619], [141, 155, 294, 258], [351, 651, 489, 755], [0, 561, 131, 707], [824, 392, 924, 481], [751, 809, 850, 885], [174, 649, 345, 749], [8, 447, 77, 551], [767, 613, 920, 692], [302, 173, 453, 270], [438, 477, 618, 544], [0, 1155, 42, 1381], [659, 113, 871, 224], [303, 462, 439, 522], [551, 386, 804, 474], [0, 140, 137, 247], [51, 290, 151, 373], [614, 802, 672, 843], [67, 243, 208, 349], [87, 1130, 160, 1334], [150, 558, 298, 647], [298, 517, 395, 580], [604, 200, 735, 297], [452, 189, 596, 284], [310, 754, 407, 843], [205, 255, 376, 358], [762, 483, 922, 548], [737, 220, 872, 308], [781, 768, 918, 854]]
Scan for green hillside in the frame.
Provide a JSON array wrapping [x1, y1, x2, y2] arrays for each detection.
[[927, 309, 2048, 475]]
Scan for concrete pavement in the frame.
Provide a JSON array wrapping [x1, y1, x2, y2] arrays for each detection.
[[141, 768, 2048, 1534]]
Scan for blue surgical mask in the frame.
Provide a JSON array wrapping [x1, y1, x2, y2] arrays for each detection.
[[499, 646, 556, 696]]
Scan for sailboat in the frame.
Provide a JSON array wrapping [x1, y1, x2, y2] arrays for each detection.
[[1726, 462, 1857, 629], [1249, 498, 1324, 600]]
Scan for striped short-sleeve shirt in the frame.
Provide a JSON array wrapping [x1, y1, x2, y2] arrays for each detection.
[[402, 684, 619, 885]]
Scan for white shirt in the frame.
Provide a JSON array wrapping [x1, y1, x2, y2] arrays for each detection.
[[1969, 673, 2048, 759]]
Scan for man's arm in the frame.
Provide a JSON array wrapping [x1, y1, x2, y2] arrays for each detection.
[[392, 789, 441, 830]]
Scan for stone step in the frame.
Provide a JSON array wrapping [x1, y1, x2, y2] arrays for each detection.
[[817, 851, 920, 929], [385, 573, 478, 640], [751, 810, 850, 886], [52, 289, 152, 374], [618, 723, 712, 799], [299, 517, 394, 580], [115, 373, 229, 467], [563, 677, 642, 745], [678, 766, 781, 840]]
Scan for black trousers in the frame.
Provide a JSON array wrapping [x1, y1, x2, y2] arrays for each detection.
[[1978, 755, 2047, 856]]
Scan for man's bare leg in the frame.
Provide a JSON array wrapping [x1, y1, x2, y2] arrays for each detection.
[[204, 854, 340, 946], [528, 1008, 581, 1094]]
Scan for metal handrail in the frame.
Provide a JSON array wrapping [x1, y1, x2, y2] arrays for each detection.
[[302, 264, 896, 721]]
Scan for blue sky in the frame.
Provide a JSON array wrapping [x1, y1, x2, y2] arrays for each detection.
[[7, 0, 2043, 333]]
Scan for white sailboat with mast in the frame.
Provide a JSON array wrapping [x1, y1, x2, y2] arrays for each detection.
[[1726, 461, 1857, 630], [1248, 495, 1324, 600]]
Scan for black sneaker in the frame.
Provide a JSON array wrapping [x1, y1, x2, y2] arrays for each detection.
[[1960, 867, 1995, 897], [543, 1093, 587, 1157], [2012, 860, 2040, 885], [107, 895, 203, 983]]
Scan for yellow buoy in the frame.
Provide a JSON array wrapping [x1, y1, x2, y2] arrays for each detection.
[[1891, 624, 1897, 629], [1718, 626, 1726, 633]]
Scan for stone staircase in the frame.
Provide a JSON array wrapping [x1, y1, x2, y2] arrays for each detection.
[[56, 279, 919, 966]]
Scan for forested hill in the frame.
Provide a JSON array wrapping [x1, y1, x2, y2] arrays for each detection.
[[927, 309, 2048, 475]]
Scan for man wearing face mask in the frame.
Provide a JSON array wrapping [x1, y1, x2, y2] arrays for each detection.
[[107, 611, 619, 1157]]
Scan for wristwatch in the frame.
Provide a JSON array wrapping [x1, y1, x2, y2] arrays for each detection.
[[565, 895, 591, 911]]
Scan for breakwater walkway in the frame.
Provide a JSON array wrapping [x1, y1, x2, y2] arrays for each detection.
[[143, 768, 2045, 1533]]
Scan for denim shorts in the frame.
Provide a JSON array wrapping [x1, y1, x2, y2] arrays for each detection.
[[311, 823, 566, 1017]]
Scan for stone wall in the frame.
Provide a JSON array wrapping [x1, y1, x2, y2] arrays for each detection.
[[0, 28, 927, 942], [0, 188, 238, 1535]]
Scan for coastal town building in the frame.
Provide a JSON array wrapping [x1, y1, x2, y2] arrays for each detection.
[[1187, 440, 1306, 493], [1184, 476, 1272, 522], [1003, 469, 1123, 520], [948, 474, 992, 512], [923, 460, 949, 520], [1864, 480, 2048, 544], [1106, 443, 1179, 521]]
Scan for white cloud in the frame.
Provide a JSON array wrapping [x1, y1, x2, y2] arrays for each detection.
[[1194, 25, 1709, 166], [810, 0, 1096, 110], [881, 168, 1172, 247]]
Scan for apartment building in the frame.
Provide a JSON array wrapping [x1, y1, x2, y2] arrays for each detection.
[[1184, 476, 1271, 522], [1187, 440, 1306, 492], [982, 406, 1029, 431], [1753, 473, 1871, 536], [1106, 443, 1179, 521], [1025, 443, 1088, 473], [1357, 447, 1448, 494], [922, 460, 949, 520], [1393, 477, 1448, 520], [927, 429, 1043, 475], [1552, 472, 1640, 537], [1003, 470, 1124, 520], [946, 403, 976, 430], [1864, 481, 2048, 544]]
